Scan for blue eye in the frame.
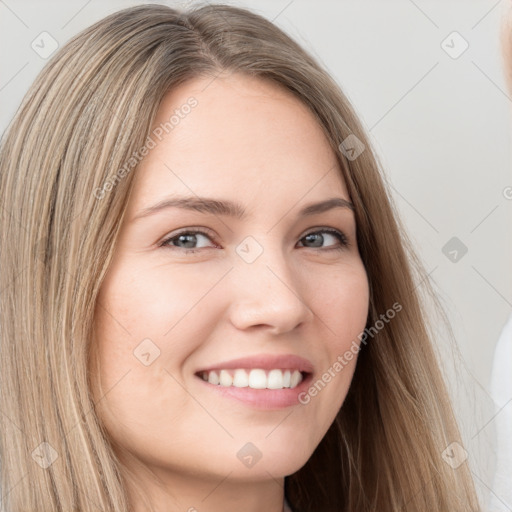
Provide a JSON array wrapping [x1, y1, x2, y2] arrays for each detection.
[[160, 229, 217, 254], [298, 228, 349, 251], [160, 227, 349, 254]]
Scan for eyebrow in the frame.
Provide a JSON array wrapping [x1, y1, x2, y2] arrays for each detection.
[[132, 195, 354, 222]]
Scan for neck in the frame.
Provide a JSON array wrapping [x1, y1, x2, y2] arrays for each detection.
[[121, 455, 287, 512]]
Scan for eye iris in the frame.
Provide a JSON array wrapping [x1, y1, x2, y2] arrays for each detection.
[[178, 233, 197, 248], [305, 233, 323, 248]]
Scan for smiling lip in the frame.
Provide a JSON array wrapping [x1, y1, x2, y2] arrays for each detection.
[[194, 353, 314, 410], [195, 353, 314, 374]]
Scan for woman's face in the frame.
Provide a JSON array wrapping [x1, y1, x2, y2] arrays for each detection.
[[92, 73, 369, 487]]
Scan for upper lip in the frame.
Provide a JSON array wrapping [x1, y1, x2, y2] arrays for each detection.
[[196, 353, 314, 374]]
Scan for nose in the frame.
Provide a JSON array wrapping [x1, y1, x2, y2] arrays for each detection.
[[227, 246, 314, 335]]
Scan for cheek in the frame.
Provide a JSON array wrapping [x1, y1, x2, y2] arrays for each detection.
[[91, 260, 230, 409], [94, 259, 220, 351], [110, 258, 229, 326], [314, 261, 369, 347], [91, 267, 204, 454], [299, 261, 369, 422]]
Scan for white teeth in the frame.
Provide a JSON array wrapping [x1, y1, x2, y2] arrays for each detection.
[[248, 369, 267, 389], [200, 368, 304, 390], [290, 369, 302, 388], [232, 369, 249, 387], [267, 369, 284, 389], [207, 370, 219, 385], [219, 370, 233, 387]]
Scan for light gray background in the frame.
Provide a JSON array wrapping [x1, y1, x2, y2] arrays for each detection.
[[1, 0, 511, 508]]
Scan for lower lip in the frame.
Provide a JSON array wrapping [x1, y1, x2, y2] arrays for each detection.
[[195, 373, 313, 410]]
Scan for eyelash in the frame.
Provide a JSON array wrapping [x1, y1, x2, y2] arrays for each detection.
[[159, 227, 350, 254]]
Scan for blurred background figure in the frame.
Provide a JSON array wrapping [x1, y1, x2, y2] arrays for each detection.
[[490, 6, 512, 511], [489, 315, 512, 511]]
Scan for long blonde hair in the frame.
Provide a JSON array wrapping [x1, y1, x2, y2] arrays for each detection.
[[0, 3, 480, 511]]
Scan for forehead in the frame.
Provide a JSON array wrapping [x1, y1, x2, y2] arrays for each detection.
[[128, 73, 349, 215]]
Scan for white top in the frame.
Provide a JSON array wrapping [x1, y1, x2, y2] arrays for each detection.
[[489, 313, 512, 511], [283, 496, 293, 512]]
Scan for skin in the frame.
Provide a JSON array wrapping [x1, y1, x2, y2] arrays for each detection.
[[501, 6, 512, 93], [92, 72, 370, 512]]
